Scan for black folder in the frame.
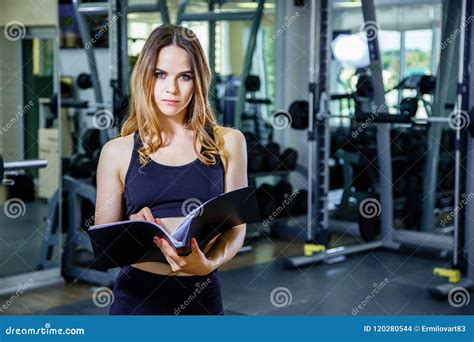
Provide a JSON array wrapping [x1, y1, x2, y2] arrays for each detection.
[[87, 186, 260, 270]]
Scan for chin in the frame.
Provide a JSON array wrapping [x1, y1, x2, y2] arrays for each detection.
[[157, 106, 182, 117]]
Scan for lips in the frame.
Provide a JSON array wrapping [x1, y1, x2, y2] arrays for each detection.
[[163, 99, 178, 103]]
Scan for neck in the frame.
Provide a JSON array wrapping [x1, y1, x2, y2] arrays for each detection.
[[156, 109, 188, 136]]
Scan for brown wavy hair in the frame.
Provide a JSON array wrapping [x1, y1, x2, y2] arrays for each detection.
[[121, 24, 221, 166]]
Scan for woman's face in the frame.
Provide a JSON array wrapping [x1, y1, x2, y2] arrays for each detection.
[[153, 45, 195, 119]]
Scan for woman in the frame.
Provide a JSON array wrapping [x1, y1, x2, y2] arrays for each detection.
[[95, 24, 247, 315]]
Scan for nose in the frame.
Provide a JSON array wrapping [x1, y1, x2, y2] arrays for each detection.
[[166, 77, 177, 94]]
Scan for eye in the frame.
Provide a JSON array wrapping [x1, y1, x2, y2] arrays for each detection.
[[180, 74, 193, 81], [155, 71, 166, 79]]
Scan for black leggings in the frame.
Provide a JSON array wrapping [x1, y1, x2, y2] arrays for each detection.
[[109, 266, 224, 315]]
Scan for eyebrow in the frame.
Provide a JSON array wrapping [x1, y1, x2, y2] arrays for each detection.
[[155, 68, 193, 74]]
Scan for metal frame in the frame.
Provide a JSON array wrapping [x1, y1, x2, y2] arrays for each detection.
[[309, 0, 331, 244], [61, 176, 119, 285], [429, 0, 474, 297], [176, 0, 266, 129], [72, 0, 170, 127], [460, 0, 474, 294], [421, 0, 462, 232], [287, 0, 466, 268]]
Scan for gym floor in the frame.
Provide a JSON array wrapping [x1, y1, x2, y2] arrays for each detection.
[[1, 225, 469, 316]]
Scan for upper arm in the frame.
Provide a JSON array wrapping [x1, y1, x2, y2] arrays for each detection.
[[220, 128, 248, 193], [94, 139, 127, 225]]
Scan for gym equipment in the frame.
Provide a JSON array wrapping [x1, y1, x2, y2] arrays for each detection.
[[0, 157, 47, 182], [280, 148, 298, 170], [263, 142, 281, 171], [301, 0, 333, 251], [37, 190, 61, 270], [241, 74, 273, 143], [292, 189, 308, 216], [76, 73, 92, 89], [288, 100, 309, 130], [0, 156, 54, 290], [60, 176, 118, 285], [274, 180, 294, 217], [244, 75, 261, 92], [255, 184, 278, 219], [7, 175, 35, 202], [247, 144, 265, 173], [176, 0, 266, 127], [63, 129, 103, 186], [286, 0, 470, 270], [358, 194, 382, 242], [428, 0, 473, 298]]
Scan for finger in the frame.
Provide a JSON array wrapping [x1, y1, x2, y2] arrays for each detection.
[[142, 207, 155, 222], [164, 255, 180, 271], [203, 236, 218, 255], [160, 239, 186, 267], [130, 213, 145, 221], [159, 239, 182, 263], [191, 238, 204, 257], [153, 238, 181, 270]]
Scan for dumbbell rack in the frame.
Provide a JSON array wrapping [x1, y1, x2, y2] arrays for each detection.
[[245, 167, 308, 240]]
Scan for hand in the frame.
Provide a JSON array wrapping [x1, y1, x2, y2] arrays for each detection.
[[154, 237, 216, 276], [130, 207, 162, 225]]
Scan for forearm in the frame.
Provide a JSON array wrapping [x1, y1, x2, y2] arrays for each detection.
[[207, 224, 246, 269]]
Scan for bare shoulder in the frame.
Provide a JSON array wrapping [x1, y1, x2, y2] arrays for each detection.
[[213, 126, 246, 151], [213, 127, 246, 171], [99, 133, 135, 183], [101, 133, 134, 158]]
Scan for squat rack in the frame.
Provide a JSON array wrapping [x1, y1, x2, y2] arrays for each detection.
[[287, 0, 470, 274]]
